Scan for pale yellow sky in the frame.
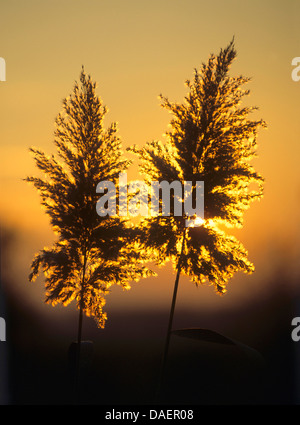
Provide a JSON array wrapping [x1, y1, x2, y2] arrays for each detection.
[[1, 0, 300, 318]]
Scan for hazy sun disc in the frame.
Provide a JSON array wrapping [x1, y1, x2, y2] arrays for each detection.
[[187, 216, 205, 227]]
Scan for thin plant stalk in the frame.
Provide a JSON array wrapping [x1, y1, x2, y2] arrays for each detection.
[[74, 249, 87, 403], [156, 226, 187, 398]]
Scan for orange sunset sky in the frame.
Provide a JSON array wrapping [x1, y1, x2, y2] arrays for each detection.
[[1, 0, 300, 327]]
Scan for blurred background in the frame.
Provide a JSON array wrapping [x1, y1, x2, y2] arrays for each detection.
[[1, 0, 300, 405]]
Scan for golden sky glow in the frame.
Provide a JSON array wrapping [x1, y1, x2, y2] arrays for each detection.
[[1, 0, 300, 319]]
